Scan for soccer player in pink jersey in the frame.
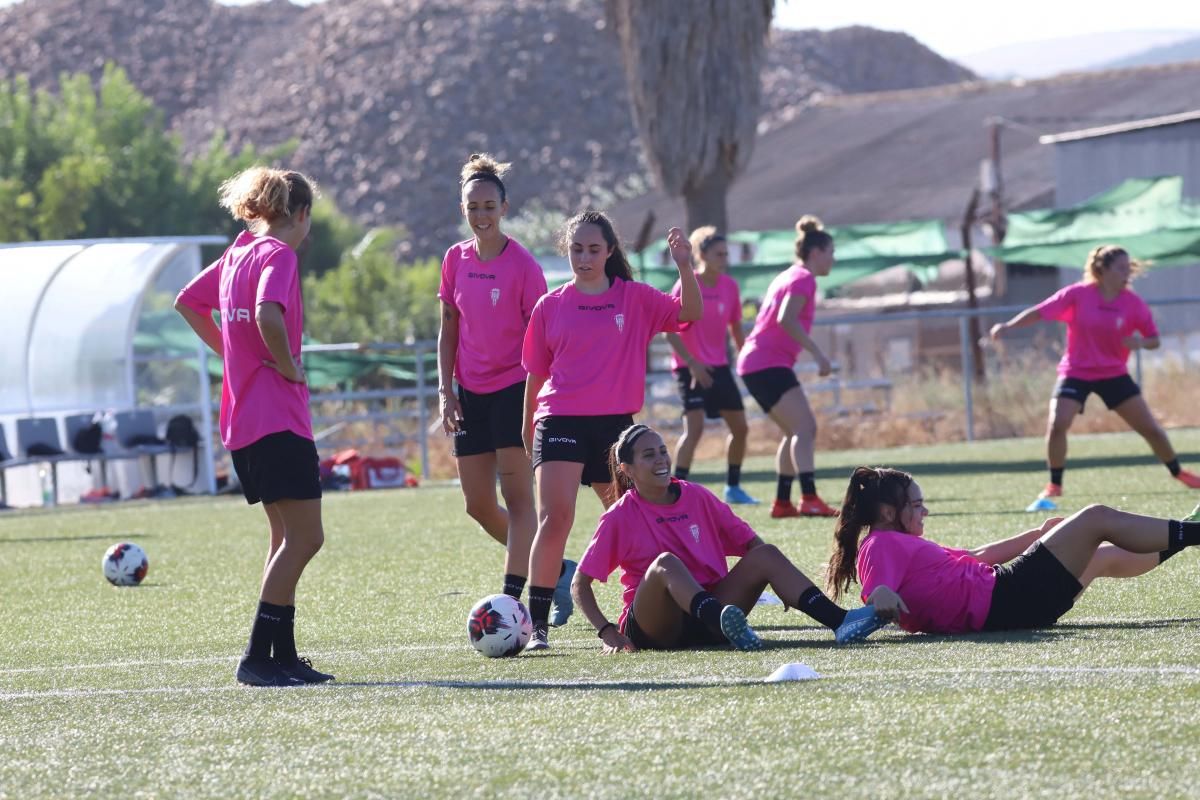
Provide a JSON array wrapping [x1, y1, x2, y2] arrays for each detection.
[[665, 226, 757, 505], [519, 212, 702, 651], [990, 245, 1200, 512], [826, 466, 1200, 636], [571, 424, 884, 652], [437, 154, 552, 607], [736, 215, 838, 518], [175, 167, 332, 687]]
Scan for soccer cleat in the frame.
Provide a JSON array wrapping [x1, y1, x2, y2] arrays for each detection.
[[798, 494, 839, 517], [1183, 503, 1200, 523], [835, 605, 888, 644], [549, 559, 577, 627], [1040, 483, 1063, 498], [278, 656, 335, 684], [770, 499, 801, 518], [1175, 469, 1200, 489], [723, 485, 760, 505], [236, 655, 304, 687], [718, 605, 763, 651], [524, 624, 550, 652]]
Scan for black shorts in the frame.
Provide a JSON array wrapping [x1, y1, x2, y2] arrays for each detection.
[[531, 414, 634, 486], [622, 608, 725, 650], [740, 367, 800, 413], [452, 380, 525, 457], [231, 430, 322, 506], [674, 365, 745, 419], [982, 543, 1082, 631], [1053, 374, 1140, 412]]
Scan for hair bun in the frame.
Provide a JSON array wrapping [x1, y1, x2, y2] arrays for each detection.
[[796, 214, 823, 234], [461, 152, 511, 183]]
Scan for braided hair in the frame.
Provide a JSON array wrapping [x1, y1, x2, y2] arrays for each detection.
[[825, 466, 913, 601]]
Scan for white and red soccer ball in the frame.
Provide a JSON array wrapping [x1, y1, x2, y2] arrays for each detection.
[[103, 542, 148, 586], [467, 594, 531, 657]]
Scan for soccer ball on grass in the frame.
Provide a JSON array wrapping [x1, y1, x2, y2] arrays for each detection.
[[467, 594, 531, 657], [103, 542, 148, 586]]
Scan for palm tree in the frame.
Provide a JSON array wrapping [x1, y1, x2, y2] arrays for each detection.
[[606, 0, 774, 234]]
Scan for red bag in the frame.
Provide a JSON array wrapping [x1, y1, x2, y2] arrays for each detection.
[[358, 457, 408, 490]]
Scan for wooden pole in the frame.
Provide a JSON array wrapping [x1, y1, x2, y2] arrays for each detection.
[[960, 187, 986, 382]]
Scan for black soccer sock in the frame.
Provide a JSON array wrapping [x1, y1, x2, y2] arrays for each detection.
[[528, 585, 554, 628], [799, 472, 817, 496], [246, 600, 287, 659], [674, 466, 690, 480], [776, 475, 795, 504], [727, 463, 742, 487], [1168, 519, 1200, 548], [689, 591, 723, 633], [1159, 543, 1184, 564], [1050, 467, 1064, 486], [503, 574, 527, 600], [797, 586, 848, 630], [1165, 458, 1182, 477], [274, 604, 299, 665]]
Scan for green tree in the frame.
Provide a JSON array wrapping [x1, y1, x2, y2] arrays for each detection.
[[304, 228, 440, 344]]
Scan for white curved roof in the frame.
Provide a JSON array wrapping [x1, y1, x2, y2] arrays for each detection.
[[0, 236, 224, 415]]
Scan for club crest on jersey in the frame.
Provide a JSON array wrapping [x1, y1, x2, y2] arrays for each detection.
[[718, 302, 726, 315], [491, 288, 500, 308], [689, 524, 700, 542], [1115, 315, 1124, 329], [614, 313, 625, 332]]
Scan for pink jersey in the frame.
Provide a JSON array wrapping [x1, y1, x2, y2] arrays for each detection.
[[669, 274, 741, 368], [521, 277, 686, 421], [857, 530, 995, 634], [735, 264, 816, 375], [438, 237, 547, 394], [577, 479, 757, 629], [1036, 281, 1158, 381], [176, 230, 312, 451]]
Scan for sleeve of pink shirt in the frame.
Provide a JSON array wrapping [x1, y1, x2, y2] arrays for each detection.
[[521, 255, 549, 323], [857, 534, 914, 604], [176, 262, 221, 314], [257, 248, 298, 310], [436, 247, 455, 305], [1035, 283, 1078, 322], [1133, 295, 1159, 338], [727, 279, 743, 326], [521, 298, 552, 377], [787, 269, 816, 301], [577, 511, 623, 583], [702, 488, 756, 556], [637, 280, 687, 334]]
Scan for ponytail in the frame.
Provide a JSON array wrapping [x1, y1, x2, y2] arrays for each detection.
[[559, 210, 634, 284], [826, 466, 913, 601], [607, 423, 654, 502]]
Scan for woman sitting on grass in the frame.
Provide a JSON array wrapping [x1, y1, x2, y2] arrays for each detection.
[[571, 424, 884, 653], [827, 466, 1200, 634]]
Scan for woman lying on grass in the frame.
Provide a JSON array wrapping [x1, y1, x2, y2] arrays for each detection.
[[827, 466, 1200, 634], [570, 424, 885, 653]]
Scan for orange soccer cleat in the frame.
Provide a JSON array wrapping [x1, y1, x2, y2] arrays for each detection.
[[798, 494, 839, 517], [1039, 483, 1063, 499], [770, 499, 801, 518], [1175, 469, 1200, 489]]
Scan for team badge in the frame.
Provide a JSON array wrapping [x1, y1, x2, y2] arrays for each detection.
[[615, 313, 625, 332], [491, 288, 501, 308], [689, 524, 700, 542]]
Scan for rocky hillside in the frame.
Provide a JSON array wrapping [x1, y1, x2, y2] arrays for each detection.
[[0, 0, 976, 256]]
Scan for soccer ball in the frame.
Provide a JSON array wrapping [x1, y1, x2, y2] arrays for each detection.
[[467, 594, 532, 657], [102, 542, 148, 586]]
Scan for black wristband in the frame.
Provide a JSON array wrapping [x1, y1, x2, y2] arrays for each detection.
[[597, 622, 616, 639]]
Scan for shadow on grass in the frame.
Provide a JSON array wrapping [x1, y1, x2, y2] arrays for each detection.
[[708, 452, 1198, 485], [331, 677, 771, 691], [0, 533, 157, 544]]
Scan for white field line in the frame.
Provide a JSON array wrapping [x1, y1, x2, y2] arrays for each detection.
[[4, 664, 1200, 702]]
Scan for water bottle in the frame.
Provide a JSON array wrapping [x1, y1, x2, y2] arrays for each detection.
[[39, 466, 55, 508]]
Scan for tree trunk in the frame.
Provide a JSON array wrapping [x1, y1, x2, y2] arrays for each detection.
[[683, 168, 730, 235]]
